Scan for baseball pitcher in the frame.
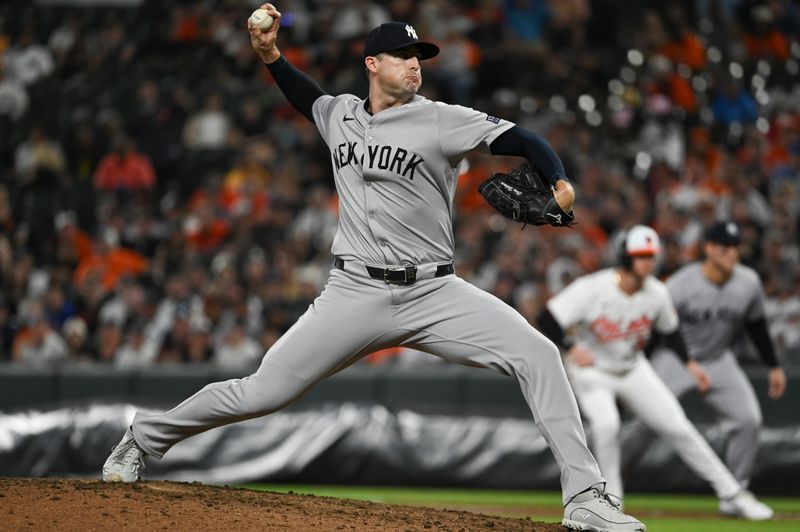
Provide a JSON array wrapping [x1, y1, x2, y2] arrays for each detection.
[[537, 225, 773, 520], [103, 4, 643, 531]]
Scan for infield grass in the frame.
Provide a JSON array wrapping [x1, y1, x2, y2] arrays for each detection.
[[243, 484, 800, 531]]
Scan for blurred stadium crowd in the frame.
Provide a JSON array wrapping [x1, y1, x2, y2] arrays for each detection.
[[0, 0, 798, 369]]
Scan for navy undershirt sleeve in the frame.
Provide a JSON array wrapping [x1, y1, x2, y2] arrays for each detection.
[[644, 330, 690, 363], [745, 317, 780, 368], [660, 330, 691, 364], [490, 126, 568, 185], [536, 308, 572, 350], [265, 55, 327, 123]]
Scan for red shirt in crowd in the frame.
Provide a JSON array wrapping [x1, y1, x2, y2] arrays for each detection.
[[93, 152, 156, 191]]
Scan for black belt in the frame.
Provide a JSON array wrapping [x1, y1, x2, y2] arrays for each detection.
[[334, 257, 454, 285]]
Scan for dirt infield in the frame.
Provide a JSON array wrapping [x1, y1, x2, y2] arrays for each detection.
[[0, 478, 566, 531]]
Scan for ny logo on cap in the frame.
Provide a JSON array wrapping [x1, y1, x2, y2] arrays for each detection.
[[405, 25, 418, 39], [726, 222, 738, 236]]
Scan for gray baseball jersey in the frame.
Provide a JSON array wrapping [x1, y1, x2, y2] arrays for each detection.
[[313, 94, 513, 265], [131, 92, 605, 504], [625, 262, 769, 484], [667, 263, 765, 362]]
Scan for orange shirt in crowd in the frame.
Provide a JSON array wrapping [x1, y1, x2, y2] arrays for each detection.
[[73, 247, 149, 291], [659, 32, 706, 71], [93, 152, 156, 191], [744, 31, 790, 61], [649, 74, 698, 114], [186, 219, 231, 252], [71, 227, 94, 262]]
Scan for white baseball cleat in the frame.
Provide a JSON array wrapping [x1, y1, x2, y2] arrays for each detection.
[[563, 487, 646, 531], [719, 490, 774, 520], [102, 428, 147, 482]]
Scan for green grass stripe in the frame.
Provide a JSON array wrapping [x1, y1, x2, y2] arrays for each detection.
[[241, 484, 800, 531], [624, 492, 800, 513], [641, 519, 800, 532]]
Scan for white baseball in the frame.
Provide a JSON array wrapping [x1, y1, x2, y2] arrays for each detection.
[[249, 9, 274, 32]]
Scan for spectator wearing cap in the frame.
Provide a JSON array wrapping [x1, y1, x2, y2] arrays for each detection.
[[12, 308, 68, 366], [158, 303, 193, 363], [55, 211, 94, 266], [95, 316, 124, 363], [148, 274, 193, 345], [62, 316, 94, 362], [185, 314, 213, 363], [211, 318, 261, 369], [114, 319, 158, 368], [43, 283, 76, 331]]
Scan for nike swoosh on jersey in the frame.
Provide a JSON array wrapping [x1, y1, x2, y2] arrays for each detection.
[[343, 115, 356, 122]]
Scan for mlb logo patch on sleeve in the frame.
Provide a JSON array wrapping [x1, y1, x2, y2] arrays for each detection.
[[486, 115, 500, 124]]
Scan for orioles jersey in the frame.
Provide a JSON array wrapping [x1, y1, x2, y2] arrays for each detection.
[[548, 268, 679, 373]]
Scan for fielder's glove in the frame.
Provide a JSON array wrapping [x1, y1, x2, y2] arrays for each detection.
[[478, 163, 575, 228]]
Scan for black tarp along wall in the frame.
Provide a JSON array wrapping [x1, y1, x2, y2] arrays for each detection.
[[1, 401, 799, 494]]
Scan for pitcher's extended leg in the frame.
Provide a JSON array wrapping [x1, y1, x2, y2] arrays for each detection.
[[133, 270, 393, 458]]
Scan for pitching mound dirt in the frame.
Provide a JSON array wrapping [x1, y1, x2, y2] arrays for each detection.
[[0, 477, 566, 531]]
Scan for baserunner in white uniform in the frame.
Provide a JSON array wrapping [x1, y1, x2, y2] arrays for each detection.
[[103, 5, 644, 531], [623, 221, 786, 518], [537, 225, 773, 520]]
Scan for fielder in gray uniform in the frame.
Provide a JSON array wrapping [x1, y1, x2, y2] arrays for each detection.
[[623, 220, 787, 517], [104, 4, 646, 531]]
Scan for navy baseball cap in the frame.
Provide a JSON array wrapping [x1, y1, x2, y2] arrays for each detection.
[[705, 221, 741, 246], [363, 22, 439, 60]]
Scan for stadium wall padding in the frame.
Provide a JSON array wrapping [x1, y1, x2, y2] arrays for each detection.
[[1, 365, 798, 494]]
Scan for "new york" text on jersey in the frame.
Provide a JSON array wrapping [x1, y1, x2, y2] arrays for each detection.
[[332, 141, 424, 180]]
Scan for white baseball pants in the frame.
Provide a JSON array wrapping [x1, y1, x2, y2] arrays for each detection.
[[567, 356, 741, 501], [635, 349, 764, 485], [132, 264, 603, 503]]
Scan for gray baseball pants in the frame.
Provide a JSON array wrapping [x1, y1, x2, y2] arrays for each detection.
[[132, 263, 603, 503], [623, 349, 763, 485]]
